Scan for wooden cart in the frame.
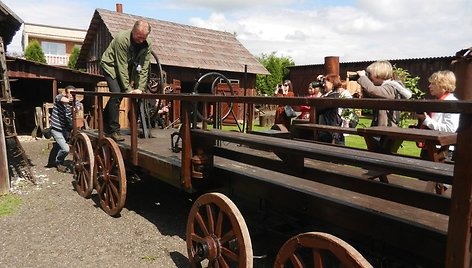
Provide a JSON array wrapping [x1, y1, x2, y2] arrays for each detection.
[[69, 52, 472, 268]]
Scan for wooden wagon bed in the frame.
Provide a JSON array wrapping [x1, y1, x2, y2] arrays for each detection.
[[82, 127, 449, 266]]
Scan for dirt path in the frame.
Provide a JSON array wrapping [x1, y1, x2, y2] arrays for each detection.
[[0, 136, 191, 268]]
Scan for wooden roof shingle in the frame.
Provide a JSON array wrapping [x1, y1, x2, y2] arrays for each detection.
[[78, 8, 269, 75]]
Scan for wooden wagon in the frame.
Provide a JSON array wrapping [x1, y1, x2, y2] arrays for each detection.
[[69, 51, 472, 268]]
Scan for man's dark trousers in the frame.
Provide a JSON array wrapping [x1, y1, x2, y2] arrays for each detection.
[[103, 73, 123, 135]]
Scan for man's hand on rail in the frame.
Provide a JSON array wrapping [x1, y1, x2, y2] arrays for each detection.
[[130, 89, 143, 94]]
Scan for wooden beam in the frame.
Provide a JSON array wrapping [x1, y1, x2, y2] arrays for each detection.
[[446, 50, 472, 267], [0, 103, 10, 194]]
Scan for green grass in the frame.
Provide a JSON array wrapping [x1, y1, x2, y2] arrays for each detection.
[[215, 116, 421, 157], [0, 194, 22, 218], [346, 116, 421, 157]]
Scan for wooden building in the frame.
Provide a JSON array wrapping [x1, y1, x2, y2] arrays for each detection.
[[76, 6, 269, 92], [6, 56, 103, 133], [289, 56, 455, 97]]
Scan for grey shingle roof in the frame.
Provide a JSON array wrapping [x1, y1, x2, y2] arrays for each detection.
[[79, 8, 269, 75]]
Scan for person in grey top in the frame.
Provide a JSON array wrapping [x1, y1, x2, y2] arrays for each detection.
[[356, 60, 411, 127]]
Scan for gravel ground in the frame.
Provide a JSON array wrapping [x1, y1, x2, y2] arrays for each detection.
[[0, 136, 192, 268]]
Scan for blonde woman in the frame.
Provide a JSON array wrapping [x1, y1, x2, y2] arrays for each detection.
[[356, 60, 411, 127], [417, 70, 459, 193], [417, 70, 459, 132]]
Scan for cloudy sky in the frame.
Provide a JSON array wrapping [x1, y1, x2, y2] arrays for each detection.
[[3, 0, 471, 65]]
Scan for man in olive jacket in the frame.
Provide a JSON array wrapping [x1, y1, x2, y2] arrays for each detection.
[[101, 20, 152, 141]]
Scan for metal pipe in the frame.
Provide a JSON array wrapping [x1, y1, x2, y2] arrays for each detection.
[[324, 56, 339, 76]]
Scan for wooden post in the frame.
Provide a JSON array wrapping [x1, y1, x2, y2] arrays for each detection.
[[0, 103, 10, 194], [446, 48, 472, 268], [129, 98, 138, 166], [181, 101, 192, 190]]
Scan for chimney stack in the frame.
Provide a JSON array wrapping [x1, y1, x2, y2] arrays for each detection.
[[116, 3, 123, 13]]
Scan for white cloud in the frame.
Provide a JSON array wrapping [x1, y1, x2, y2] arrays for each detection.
[[3, 0, 471, 65], [184, 0, 471, 64], [165, 0, 299, 11]]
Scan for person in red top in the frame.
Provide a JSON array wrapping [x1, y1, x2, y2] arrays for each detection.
[[298, 81, 322, 120], [274, 80, 295, 130]]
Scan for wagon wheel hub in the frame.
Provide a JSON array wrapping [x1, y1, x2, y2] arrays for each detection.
[[195, 235, 221, 262], [74, 161, 85, 172]]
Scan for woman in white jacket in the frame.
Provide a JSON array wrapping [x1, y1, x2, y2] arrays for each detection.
[[417, 70, 459, 193], [417, 70, 459, 133]]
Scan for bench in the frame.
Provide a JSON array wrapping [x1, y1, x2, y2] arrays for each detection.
[[191, 129, 452, 215], [291, 123, 358, 141], [247, 129, 291, 139]]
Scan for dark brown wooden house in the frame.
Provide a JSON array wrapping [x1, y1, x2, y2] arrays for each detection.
[[76, 7, 269, 92]]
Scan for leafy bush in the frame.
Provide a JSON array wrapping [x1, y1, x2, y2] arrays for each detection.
[[393, 66, 424, 127], [67, 46, 80, 69], [24, 40, 46, 64]]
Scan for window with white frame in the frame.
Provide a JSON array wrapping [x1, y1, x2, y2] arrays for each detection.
[[41, 41, 66, 55]]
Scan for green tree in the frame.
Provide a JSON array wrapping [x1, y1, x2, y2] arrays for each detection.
[[256, 52, 295, 96], [24, 40, 46, 64], [393, 65, 423, 127], [67, 46, 80, 69]]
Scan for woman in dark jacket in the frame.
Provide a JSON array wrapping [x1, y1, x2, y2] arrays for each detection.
[[316, 74, 342, 144]]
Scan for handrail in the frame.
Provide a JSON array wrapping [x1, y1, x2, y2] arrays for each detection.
[[71, 91, 472, 114]]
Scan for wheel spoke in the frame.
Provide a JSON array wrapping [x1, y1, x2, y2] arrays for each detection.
[[190, 233, 205, 243], [219, 230, 234, 245], [73, 150, 80, 162], [313, 248, 323, 267], [290, 253, 303, 268], [96, 155, 104, 170], [217, 255, 230, 268], [106, 184, 117, 209], [220, 246, 238, 262], [206, 204, 215, 235], [195, 211, 210, 236], [108, 176, 121, 198], [215, 210, 223, 237]]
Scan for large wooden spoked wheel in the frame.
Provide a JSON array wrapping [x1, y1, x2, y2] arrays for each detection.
[[186, 193, 253, 268], [72, 133, 94, 198], [273, 232, 372, 268], [93, 137, 127, 217], [192, 72, 235, 124]]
